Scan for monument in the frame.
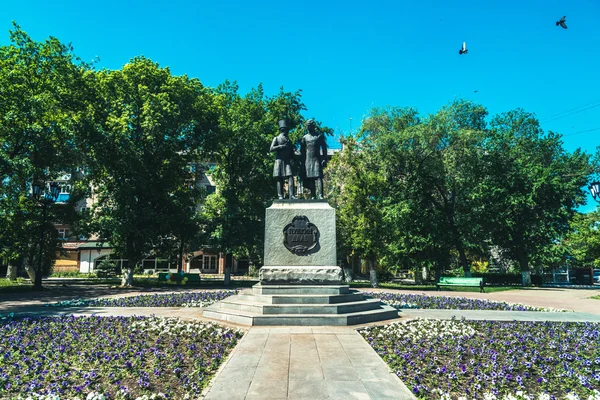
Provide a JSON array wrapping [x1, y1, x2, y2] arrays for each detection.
[[203, 119, 398, 325], [270, 119, 295, 199], [299, 119, 327, 199]]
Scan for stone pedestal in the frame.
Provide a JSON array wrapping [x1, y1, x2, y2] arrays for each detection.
[[261, 200, 342, 285], [203, 199, 399, 326]]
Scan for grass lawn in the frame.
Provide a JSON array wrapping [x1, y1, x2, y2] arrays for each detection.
[[360, 319, 600, 399], [0, 315, 243, 399], [0, 278, 32, 293], [591, 295, 600, 300]]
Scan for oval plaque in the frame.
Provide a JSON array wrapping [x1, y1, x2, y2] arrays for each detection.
[[283, 216, 319, 255]]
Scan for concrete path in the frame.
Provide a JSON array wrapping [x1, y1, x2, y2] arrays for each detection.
[[367, 287, 600, 314], [400, 309, 600, 322], [203, 326, 415, 400], [6, 306, 600, 323]]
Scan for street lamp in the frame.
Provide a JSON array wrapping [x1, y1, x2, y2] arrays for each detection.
[[32, 181, 60, 290], [589, 181, 600, 203]]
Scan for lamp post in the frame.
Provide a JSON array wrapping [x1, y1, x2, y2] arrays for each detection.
[[32, 181, 60, 290], [589, 181, 600, 203]]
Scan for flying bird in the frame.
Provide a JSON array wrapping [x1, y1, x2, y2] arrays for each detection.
[[474, 90, 479, 93], [556, 16, 567, 29], [459, 42, 468, 55]]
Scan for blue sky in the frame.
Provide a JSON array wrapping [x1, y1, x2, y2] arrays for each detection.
[[3, 0, 600, 209]]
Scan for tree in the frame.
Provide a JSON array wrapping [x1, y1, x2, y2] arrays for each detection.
[[83, 57, 213, 286], [484, 109, 592, 285], [0, 23, 90, 288], [355, 102, 490, 278], [327, 135, 388, 287], [199, 83, 310, 283], [565, 210, 600, 268]]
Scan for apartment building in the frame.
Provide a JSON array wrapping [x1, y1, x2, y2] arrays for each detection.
[[53, 163, 239, 275]]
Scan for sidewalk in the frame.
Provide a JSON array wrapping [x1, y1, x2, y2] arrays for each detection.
[[203, 327, 415, 400], [400, 309, 600, 322], [367, 287, 600, 314]]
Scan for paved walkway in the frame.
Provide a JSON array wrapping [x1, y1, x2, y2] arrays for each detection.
[[401, 309, 600, 322], [204, 327, 415, 400], [367, 287, 600, 314]]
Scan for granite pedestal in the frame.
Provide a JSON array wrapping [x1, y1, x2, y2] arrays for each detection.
[[204, 200, 399, 326]]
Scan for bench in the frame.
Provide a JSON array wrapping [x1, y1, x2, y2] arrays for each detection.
[[437, 277, 485, 293], [157, 272, 201, 287]]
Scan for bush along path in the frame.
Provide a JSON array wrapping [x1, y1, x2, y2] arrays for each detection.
[[0, 315, 243, 399], [360, 318, 600, 400]]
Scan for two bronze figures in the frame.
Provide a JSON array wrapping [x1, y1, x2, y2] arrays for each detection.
[[270, 119, 328, 199]]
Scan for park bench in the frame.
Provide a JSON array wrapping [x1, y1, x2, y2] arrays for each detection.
[[437, 276, 485, 293], [157, 272, 201, 287]]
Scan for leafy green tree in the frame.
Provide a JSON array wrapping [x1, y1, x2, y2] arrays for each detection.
[[199, 83, 309, 283], [357, 102, 489, 278], [484, 109, 592, 285], [83, 57, 213, 286], [0, 23, 90, 288], [565, 211, 600, 268], [326, 135, 388, 287]]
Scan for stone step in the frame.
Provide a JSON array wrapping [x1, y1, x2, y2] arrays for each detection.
[[202, 304, 399, 326], [252, 284, 350, 295], [218, 297, 382, 315], [236, 292, 365, 304]]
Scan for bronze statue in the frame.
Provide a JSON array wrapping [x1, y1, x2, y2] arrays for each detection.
[[300, 119, 327, 199], [270, 119, 296, 199]]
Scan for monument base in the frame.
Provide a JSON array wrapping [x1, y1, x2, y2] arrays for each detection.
[[202, 283, 400, 326], [259, 266, 343, 285]]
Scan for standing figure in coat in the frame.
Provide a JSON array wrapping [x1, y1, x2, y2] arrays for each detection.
[[300, 119, 328, 199], [270, 119, 296, 199]]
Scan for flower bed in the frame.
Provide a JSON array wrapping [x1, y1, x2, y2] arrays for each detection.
[[47, 290, 237, 308], [360, 318, 600, 399], [0, 315, 243, 399], [365, 292, 561, 311]]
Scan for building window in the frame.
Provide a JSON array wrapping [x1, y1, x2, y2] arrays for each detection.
[[203, 255, 218, 272], [60, 185, 71, 194], [206, 185, 216, 194], [57, 228, 69, 240]]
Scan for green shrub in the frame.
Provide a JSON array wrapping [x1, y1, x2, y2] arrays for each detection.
[[247, 265, 260, 278], [95, 259, 119, 278], [49, 271, 92, 278], [377, 270, 395, 283]]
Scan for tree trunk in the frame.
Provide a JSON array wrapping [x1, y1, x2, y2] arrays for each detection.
[[123, 238, 137, 287], [22, 240, 38, 282], [177, 238, 185, 273], [33, 204, 47, 290], [341, 256, 352, 283], [517, 249, 531, 286], [449, 221, 471, 277], [121, 267, 134, 287], [6, 260, 18, 281], [368, 257, 378, 288], [224, 253, 232, 286], [414, 266, 423, 284], [457, 246, 471, 277], [434, 261, 443, 282]]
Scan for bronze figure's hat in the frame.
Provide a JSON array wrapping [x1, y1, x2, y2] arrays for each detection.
[[278, 119, 289, 129]]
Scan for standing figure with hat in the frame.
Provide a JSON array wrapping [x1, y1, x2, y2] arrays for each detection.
[[300, 119, 328, 199], [270, 119, 296, 199]]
